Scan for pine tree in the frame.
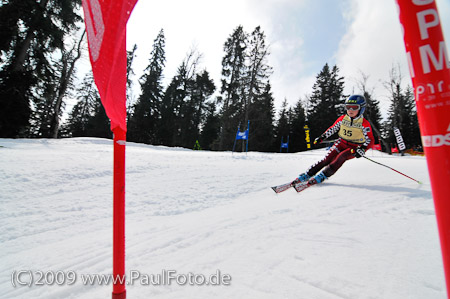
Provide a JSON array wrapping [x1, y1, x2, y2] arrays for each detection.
[[126, 44, 138, 119], [0, 0, 82, 137], [31, 30, 86, 138], [306, 63, 345, 139], [362, 91, 384, 147], [245, 26, 272, 123], [128, 29, 165, 144], [244, 27, 274, 152], [86, 99, 111, 138], [404, 87, 421, 148], [61, 72, 99, 137], [384, 68, 421, 150], [248, 82, 275, 152], [218, 25, 274, 151], [180, 70, 215, 148], [289, 99, 307, 152], [274, 99, 290, 151], [218, 25, 248, 150], [159, 75, 180, 146], [159, 48, 215, 148], [200, 102, 221, 150], [159, 49, 199, 146]]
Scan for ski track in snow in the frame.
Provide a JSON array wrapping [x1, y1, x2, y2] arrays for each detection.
[[0, 137, 446, 299]]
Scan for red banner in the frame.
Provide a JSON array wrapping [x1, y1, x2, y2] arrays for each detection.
[[82, 0, 137, 132], [396, 0, 450, 295]]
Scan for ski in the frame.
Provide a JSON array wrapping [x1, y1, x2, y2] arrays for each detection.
[[293, 179, 319, 193], [293, 182, 312, 193], [271, 181, 294, 193], [272, 178, 319, 194]]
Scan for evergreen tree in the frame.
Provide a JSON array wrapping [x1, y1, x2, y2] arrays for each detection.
[[180, 70, 215, 148], [29, 73, 59, 137], [200, 102, 221, 150], [128, 29, 165, 144], [248, 82, 275, 152], [404, 87, 421, 148], [159, 74, 181, 146], [31, 31, 85, 138], [0, 0, 82, 137], [159, 50, 198, 146], [245, 26, 272, 124], [244, 27, 274, 152], [160, 49, 215, 148], [274, 99, 290, 151], [61, 72, 99, 137], [362, 91, 384, 146], [306, 63, 345, 139], [86, 99, 111, 138], [61, 72, 111, 138], [289, 99, 307, 152], [217, 25, 248, 150], [384, 68, 421, 149], [218, 25, 274, 151], [126, 44, 138, 118]]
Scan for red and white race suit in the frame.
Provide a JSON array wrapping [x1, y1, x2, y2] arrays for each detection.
[[306, 114, 374, 178]]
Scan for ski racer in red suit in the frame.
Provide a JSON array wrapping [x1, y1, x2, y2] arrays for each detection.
[[293, 94, 374, 186]]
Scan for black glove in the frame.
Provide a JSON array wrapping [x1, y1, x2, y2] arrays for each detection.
[[314, 135, 325, 145], [352, 146, 365, 158]]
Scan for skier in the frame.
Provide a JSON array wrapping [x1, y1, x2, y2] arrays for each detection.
[[293, 94, 374, 186]]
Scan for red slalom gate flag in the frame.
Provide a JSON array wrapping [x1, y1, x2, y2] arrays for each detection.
[[396, 0, 450, 295], [82, 0, 137, 132], [81, 0, 137, 298]]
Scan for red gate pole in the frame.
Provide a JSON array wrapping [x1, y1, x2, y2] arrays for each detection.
[[113, 127, 126, 298], [396, 0, 450, 296], [81, 1, 137, 297]]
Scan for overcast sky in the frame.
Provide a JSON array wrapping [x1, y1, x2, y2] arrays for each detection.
[[124, 0, 450, 116]]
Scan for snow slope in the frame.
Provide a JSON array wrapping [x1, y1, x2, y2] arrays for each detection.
[[0, 138, 446, 299]]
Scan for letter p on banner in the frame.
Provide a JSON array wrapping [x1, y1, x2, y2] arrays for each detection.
[[396, 0, 450, 296]]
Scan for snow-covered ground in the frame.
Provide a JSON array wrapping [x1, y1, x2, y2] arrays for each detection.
[[0, 138, 446, 299]]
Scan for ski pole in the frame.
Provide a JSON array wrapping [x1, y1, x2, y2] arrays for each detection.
[[362, 155, 422, 184]]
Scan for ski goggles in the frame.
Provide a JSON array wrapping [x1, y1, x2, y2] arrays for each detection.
[[345, 104, 360, 111]]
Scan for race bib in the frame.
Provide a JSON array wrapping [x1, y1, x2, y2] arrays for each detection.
[[338, 115, 366, 144]]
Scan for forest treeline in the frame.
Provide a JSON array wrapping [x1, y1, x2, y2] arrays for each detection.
[[0, 1, 421, 152]]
